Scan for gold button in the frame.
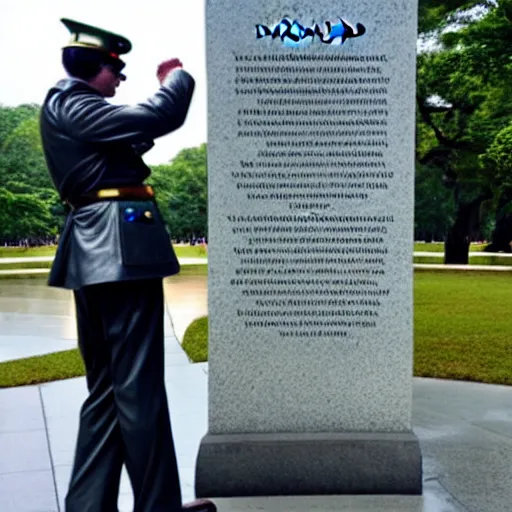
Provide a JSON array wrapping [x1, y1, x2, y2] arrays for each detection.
[[144, 210, 153, 219]]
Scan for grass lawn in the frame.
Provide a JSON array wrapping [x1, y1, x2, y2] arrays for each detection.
[[0, 265, 207, 280], [182, 316, 209, 363], [413, 270, 512, 385], [173, 244, 208, 258], [0, 273, 51, 281], [414, 255, 512, 266], [0, 261, 53, 270], [0, 260, 208, 273], [0, 246, 58, 258], [0, 243, 491, 260], [181, 270, 512, 386], [175, 264, 208, 276], [413, 242, 488, 252], [0, 350, 85, 388], [0, 244, 207, 262], [1, 269, 511, 387]]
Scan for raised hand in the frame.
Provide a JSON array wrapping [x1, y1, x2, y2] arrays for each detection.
[[157, 58, 183, 84]]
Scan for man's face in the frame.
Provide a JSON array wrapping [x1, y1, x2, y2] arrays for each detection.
[[90, 65, 124, 98]]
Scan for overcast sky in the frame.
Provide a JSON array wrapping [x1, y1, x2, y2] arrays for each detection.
[[0, 0, 207, 165]]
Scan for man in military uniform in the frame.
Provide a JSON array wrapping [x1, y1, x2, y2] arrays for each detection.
[[40, 18, 216, 512]]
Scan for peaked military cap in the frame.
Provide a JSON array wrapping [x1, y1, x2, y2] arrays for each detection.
[[61, 18, 132, 59]]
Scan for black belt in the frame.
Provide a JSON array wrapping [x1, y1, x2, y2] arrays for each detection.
[[65, 185, 155, 210]]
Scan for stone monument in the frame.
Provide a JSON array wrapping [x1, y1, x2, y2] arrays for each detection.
[[196, 0, 422, 496]]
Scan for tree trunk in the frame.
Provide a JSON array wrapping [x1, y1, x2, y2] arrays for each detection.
[[486, 215, 512, 252], [444, 228, 470, 264], [444, 195, 487, 264], [485, 192, 512, 253]]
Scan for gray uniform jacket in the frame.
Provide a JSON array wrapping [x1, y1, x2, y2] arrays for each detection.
[[40, 70, 195, 289]]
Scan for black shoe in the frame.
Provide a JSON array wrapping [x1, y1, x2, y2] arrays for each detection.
[[182, 498, 217, 512]]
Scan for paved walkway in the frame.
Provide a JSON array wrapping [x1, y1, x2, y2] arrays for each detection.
[[0, 257, 208, 276], [0, 275, 511, 511], [4, 254, 512, 278], [415, 263, 512, 271], [0, 333, 206, 512], [0, 256, 209, 264], [1, 346, 511, 511], [2, 251, 511, 263], [0, 275, 207, 363], [414, 251, 512, 258]]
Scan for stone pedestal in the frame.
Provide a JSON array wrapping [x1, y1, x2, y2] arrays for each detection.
[[197, 433, 421, 496], [197, 0, 421, 496]]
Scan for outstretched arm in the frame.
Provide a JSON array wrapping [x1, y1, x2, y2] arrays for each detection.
[[61, 63, 195, 144]]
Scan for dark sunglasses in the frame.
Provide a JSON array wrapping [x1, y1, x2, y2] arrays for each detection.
[[103, 64, 126, 81]]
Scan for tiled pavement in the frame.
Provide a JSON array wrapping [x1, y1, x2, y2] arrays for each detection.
[[0, 332, 207, 512], [2, 340, 512, 512], [0, 277, 511, 511]]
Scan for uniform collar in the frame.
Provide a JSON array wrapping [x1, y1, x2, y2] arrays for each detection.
[[54, 77, 102, 95]]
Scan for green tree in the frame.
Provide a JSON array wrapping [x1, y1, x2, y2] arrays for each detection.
[[0, 105, 63, 241], [2, 116, 53, 191], [481, 124, 512, 250], [0, 188, 15, 240], [415, 164, 455, 241], [148, 144, 207, 240], [416, 0, 512, 262], [0, 103, 40, 147], [0, 188, 56, 240], [148, 162, 176, 231], [418, 0, 495, 32]]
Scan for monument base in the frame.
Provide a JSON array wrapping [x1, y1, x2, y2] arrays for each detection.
[[195, 432, 422, 497]]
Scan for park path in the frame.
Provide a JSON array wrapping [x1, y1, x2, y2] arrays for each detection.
[[0, 257, 208, 276], [4, 254, 512, 276], [2, 359, 512, 511], [1, 256, 511, 511]]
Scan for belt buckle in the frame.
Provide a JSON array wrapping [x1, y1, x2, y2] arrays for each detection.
[[96, 189, 122, 199]]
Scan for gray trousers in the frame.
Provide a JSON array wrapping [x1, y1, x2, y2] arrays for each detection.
[[66, 279, 182, 512]]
